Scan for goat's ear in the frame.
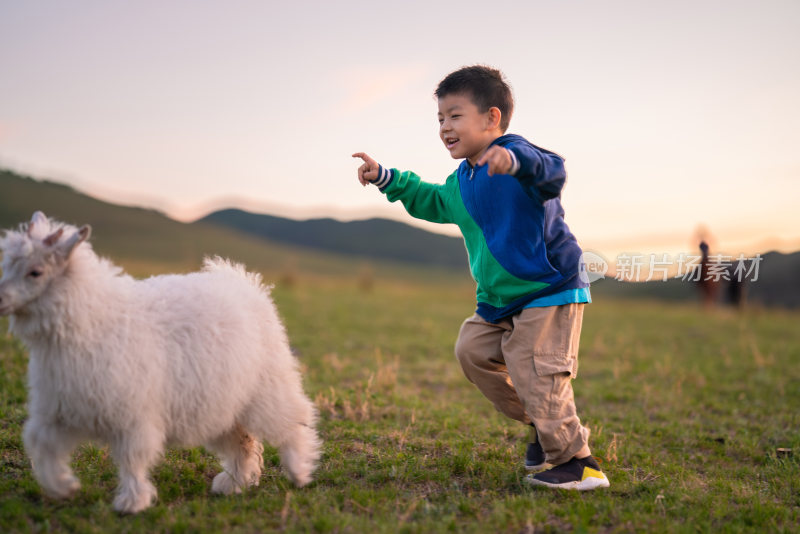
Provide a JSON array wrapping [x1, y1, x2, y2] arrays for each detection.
[[43, 228, 64, 247], [57, 225, 91, 259]]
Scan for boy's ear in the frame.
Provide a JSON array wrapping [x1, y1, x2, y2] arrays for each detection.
[[486, 107, 502, 131]]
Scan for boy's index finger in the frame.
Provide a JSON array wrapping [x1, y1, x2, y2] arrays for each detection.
[[352, 152, 372, 164], [476, 146, 498, 166]]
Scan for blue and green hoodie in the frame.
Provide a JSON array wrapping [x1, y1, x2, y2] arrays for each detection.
[[373, 133, 589, 323]]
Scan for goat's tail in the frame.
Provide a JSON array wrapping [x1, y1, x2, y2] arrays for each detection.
[[202, 256, 271, 292]]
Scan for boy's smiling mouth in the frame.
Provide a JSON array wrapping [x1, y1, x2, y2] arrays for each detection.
[[444, 137, 459, 149]]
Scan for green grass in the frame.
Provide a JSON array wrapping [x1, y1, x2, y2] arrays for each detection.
[[1, 274, 799, 533]]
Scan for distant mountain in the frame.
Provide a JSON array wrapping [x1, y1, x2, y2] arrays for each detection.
[[2, 167, 797, 309], [745, 251, 800, 308], [0, 168, 466, 280], [199, 208, 468, 270], [590, 250, 800, 309]]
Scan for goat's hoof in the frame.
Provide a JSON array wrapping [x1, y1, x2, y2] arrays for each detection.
[[43, 474, 81, 499], [113, 485, 157, 514], [211, 471, 242, 495]]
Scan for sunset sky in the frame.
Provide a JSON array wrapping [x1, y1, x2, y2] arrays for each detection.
[[1, 1, 798, 262]]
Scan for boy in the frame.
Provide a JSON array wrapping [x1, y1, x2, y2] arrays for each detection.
[[352, 65, 608, 490]]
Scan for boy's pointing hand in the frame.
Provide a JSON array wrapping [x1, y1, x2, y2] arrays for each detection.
[[477, 146, 513, 176], [352, 152, 380, 186]]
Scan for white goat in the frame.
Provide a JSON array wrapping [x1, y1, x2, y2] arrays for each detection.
[[0, 211, 321, 514]]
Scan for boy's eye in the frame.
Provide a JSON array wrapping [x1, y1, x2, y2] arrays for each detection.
[[28, 269, 43, 278]]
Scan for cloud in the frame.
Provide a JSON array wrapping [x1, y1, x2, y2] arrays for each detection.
[[0, 121, 15, 142], [333, 62, 433, 115]]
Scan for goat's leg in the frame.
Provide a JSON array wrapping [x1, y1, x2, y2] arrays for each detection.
[[208, 424, 264, 495], [242, 382, 321, 488], [23, 418, 82, 499], [110, 426, 162, 514], [277, 419, 321, 487]]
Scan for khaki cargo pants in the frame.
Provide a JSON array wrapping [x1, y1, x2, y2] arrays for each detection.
[[455, 303, 591, 465]]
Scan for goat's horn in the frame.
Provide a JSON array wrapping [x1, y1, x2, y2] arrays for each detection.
[[28, 211, 47, 236]]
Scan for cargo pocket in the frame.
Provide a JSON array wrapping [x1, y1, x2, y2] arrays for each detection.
[[532, 353, 577, 379], [529, 304, 581, 379], [531, 354, 578, 418]]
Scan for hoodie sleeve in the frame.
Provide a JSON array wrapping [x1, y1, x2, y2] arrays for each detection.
[[379, 168, 457, 225], [505, 142, 567, 202]]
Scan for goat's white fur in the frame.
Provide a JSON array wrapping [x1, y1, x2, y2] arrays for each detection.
[[0, 212, 321, 514]]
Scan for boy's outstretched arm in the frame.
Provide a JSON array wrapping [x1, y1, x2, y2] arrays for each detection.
[[351, 152, 456, 224]]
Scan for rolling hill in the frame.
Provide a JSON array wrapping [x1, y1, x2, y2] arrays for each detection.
[[0, 168, 470, 283], [2, 167, 797, 309], [198, 208, 467, 269], [196, 208, 800, 310]]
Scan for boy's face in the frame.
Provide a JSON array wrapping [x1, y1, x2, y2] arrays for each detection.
[[437, 93, 499, 165]]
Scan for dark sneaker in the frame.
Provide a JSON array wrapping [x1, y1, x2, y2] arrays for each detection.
[[526, 455, 610, 491], [524, 440, 549, 471]]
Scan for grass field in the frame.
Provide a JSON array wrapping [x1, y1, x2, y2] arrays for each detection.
[[1, 273, 798, 533]]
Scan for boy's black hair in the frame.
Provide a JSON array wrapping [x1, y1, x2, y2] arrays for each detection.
[[435, 65, 514, 132]]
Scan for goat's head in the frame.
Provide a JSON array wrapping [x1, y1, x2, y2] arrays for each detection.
[[0, 211, 91, 316]]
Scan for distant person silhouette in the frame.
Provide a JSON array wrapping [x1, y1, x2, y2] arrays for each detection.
[[726, 263, 746, 309], [697, 240, 718, 308], [727, 276, 745, 308]]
